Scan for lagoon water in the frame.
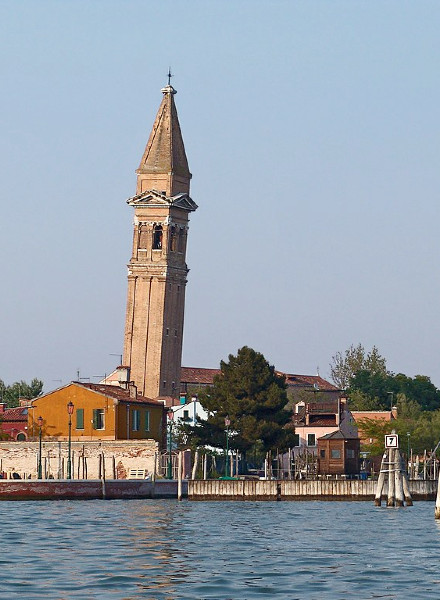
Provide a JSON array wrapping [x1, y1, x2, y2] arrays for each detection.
[[1, 499, 439, 599]]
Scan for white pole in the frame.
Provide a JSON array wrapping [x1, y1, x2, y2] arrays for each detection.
[[177, 451, 183, 501], [387, 448, 395, 507]]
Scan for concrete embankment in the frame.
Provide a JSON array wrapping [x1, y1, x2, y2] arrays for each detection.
[[0, 478, 435, 501], [188, 479, 437, 501], [0, 479, 186, 500]]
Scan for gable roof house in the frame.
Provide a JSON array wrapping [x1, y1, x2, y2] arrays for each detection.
[[293, 396, 358, 453], [0, 402, 29, 441], [30, 382, 166, 445]]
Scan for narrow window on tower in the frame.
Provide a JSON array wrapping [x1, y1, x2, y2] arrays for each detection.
[[178, 227, 185, 253], [152, 225, 163, 249], [169, 226, 177, 251], [139, 224, 148, 249]]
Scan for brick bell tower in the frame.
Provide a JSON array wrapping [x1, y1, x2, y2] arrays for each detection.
[[122, 80, 197, 400]]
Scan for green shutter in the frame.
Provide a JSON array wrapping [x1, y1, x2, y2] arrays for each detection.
[[92, 409, 98, 430], [145, 410, 150, 432], [76, 409, 84, 430]]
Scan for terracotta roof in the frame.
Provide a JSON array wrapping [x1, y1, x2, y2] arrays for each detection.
[[351, 411, 394, 422], [282, 374, 339, 391], [1, 407, 28, 422], [319, 430, 358, 440], [181, 367, 221, 385], [181, 368, 337, 391], [73, 383, 164, 407], [295, 416, 338, 427]]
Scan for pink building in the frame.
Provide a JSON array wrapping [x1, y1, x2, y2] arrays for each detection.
[[293, 397, 358, 453]]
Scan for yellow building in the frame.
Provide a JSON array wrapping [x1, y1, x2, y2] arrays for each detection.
[[29, 382, 165, 444]]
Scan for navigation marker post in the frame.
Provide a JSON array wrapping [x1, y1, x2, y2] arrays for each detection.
[[374, 430, 412, 507]]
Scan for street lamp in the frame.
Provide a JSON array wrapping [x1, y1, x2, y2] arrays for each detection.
[[167, 409, 174, 479], [67, 401, 74, 479], [37, 416, 43, 479], [387, 391, 394, 411], [225, 415, 231, 478], [407, 431, 411, 473]]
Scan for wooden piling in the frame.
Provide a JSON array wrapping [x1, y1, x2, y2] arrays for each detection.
[[177, 451, 182, 501], [191, 449, 199, 480], [435, 472, 440, 519], [152, 452, 157, 482], [395, 450, 405, 507], [400, 453, 413, 506], [374, 452, 387, 506], [387, 448, 395, 507], [203, 453, 207, 480]]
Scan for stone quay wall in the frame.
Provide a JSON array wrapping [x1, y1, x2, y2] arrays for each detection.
[[188, 479, 437, 501], [0, 440, 159, 480]]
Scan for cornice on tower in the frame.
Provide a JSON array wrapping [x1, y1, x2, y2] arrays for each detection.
[[136, 83, 192, 197]]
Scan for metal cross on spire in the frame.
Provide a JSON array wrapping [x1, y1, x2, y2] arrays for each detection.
[[167, 68, 173, 86]]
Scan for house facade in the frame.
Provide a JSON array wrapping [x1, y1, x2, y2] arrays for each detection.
[[293, 397, 358, 452], [317, 430, 360, 475], [30, 382, 165, 444], [0, 402, 29, 441]]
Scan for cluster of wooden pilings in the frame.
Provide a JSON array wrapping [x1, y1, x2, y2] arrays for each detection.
[[374, 448, 413, 507]]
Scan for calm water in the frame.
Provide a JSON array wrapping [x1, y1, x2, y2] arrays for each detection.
[[1, 499, 439, 599]]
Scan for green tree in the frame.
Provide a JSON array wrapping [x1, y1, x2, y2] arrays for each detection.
[[349, 370, 440, 412], [330, 344, 387, 389], [189, 346, 296, 454], [0, 378, 43, 408]]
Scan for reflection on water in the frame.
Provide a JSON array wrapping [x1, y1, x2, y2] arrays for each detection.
[[0, 500, 439, 599]]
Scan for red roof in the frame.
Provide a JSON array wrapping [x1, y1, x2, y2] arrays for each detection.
[[181, 367, 220, 385], [181, 367, 337, 391], [1, 407, 28, 422], [282, 374, 339, 391], [73, 383, 164, 407]]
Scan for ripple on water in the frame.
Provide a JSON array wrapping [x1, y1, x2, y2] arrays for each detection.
[[0, 500, 439, 599]]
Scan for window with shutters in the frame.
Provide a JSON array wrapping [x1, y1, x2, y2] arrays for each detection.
[[76, 409, 84, 430], [92, 409, 105, 430], [132, 409, 140, 432]]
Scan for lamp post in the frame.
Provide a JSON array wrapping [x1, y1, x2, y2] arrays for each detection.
[[37, 416, 43, 479], [387, 391, 394, 411], [167, 409, 174, 479], [407, 431, 411, 473], [225, 415, 230, 478], [67, 401, 74, 479]]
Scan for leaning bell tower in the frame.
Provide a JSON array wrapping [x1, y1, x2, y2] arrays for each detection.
[[122, 80, 197, 399]]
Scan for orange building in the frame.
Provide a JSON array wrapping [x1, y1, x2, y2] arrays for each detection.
[[351, 409, 397, 445], [29, 382, 165, 444]]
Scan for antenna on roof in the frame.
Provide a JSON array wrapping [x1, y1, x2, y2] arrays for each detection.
[[317, 366, 320, 376], [110, 353, 123, 365]]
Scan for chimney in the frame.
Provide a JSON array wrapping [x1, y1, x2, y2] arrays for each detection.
[[117, 366, 131, 389], [391, 406, 398, 419], [128, 382, 137, 399], [0, 403, 5, 414]]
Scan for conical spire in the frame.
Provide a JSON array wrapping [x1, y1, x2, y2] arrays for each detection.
[[136, 83, 191, 197]]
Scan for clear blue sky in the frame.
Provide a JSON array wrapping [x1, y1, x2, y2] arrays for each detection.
[[1, 1, 440, 391]]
